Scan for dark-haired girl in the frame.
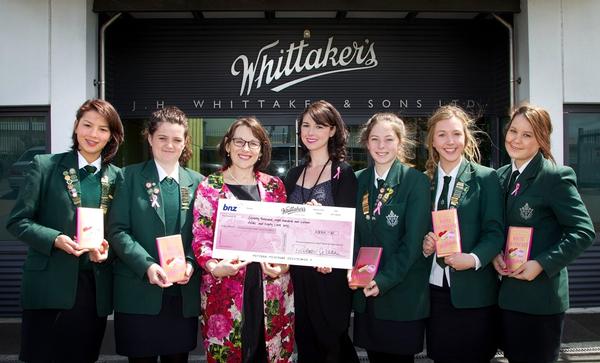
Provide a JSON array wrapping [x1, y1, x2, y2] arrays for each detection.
[[284, 100, 359, 363], [7, 99, 124, 363], [109, 106, 203, 363]]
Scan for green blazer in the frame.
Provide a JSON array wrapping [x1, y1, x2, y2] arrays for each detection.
[[497, 152, 595, 315], [353, 160, 431, 321], [108, 160, 203, 317], [6, 151, 121, 316], [427, 160, 504, 308]]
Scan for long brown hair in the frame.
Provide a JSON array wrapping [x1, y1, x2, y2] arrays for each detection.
[[507, 103, 555, 163], [425, 105, 482, 178], [143, 106, 192, 165], [298, 100, 348, 162], [359, 112, 415, 165], [71, 99, 124, 165]]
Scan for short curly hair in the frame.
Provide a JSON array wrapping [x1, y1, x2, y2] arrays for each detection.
[[142, 106, 193, 166]]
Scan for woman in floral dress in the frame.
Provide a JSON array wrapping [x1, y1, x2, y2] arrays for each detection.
[[192, 116, 294, 363]]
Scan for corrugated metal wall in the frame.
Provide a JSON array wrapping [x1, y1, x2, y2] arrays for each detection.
[[0, 242, 27, 317]]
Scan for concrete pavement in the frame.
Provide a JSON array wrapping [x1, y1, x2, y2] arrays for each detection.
[[2, 311, 600, 362]]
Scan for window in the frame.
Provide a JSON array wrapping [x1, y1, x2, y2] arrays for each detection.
[[0, 107, 49, 241], [564, 105, 600, 235], [0, 106, 48, 317]]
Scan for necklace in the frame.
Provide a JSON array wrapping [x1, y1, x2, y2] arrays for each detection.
[[228, 169, 255, 185], [300, 159, 330, 203]]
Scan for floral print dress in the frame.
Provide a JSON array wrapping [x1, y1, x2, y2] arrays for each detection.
[[192, 170, 294, 363]]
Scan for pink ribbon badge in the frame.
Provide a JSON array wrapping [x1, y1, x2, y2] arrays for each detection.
[[333, 166, 341, 180], [511, 182, 521, 196], [373, 201, 382, 216], [151, 194, 160, 208]]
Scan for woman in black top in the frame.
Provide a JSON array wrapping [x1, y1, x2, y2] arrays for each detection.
[[284, 100, 359, 363]]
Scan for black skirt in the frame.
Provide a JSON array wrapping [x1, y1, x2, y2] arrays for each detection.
[[292, 266, 358, 363], [500, 308, 564, 363], [20, 271, 107, 363], [426, 284, 498, 363], [241, 262, 267, 363], [354, 298, 425, 355], [114, 294, 198, 357]]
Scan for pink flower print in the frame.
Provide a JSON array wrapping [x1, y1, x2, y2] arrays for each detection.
[[266, 282, 283, 301], [223, 278, 244, 307], [207, 314, 233, 340], [194, 194, 214, 217]]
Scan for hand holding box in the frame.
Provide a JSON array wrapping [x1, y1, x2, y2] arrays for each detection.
[[349, 247, 382, 288], [431, 209, 462, 257], [76, 207, 104, 249], [156, 234, 187, 283]]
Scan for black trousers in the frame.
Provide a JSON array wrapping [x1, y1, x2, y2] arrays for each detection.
[[19, 271, 107, 363]]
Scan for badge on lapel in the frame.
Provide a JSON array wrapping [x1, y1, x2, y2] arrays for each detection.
[[519, 203, 533, 220], [386, 210, 399, 227]]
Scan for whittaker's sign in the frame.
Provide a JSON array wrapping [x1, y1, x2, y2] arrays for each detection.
[[231, 36, 378, 96], [108, 22, 507, 117]]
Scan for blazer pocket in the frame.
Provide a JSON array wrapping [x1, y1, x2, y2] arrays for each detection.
[[23, 254, 48, 271]]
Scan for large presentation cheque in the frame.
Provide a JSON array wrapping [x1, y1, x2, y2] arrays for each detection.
[[213, 199, 355, 269]]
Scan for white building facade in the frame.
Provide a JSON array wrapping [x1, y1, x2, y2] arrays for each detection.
[[0, 0, 598, 315]]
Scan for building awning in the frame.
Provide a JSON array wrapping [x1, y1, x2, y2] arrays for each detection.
[[94, 0, 520, 18]]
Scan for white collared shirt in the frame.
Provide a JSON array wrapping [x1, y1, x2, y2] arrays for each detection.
[[373, 167, 390, 188], [510, 156, 534, 180], [155, 160, 180, 184], [429, 160, 481, 287], [77, 152, 101, 174]]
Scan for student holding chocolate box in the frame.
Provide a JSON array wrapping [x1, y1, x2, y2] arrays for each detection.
[[109, 106, 203, 363], [422, 105, 504, 363], [492, 104, 595, 363], [350, 113, 430, 363], [6, 99, 124, 363]]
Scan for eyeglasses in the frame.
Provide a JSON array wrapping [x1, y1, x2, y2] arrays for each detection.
[[231, 137, 261, 150]]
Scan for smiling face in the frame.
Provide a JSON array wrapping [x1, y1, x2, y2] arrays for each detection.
[[147, 122, 186, 167], [366, 121, 400, 170], [74, 110, 111, 163], [225, 125, 262, 171], [432, 116, 465, 171], [300, 115, 335, 154], [505, 114, 541, 168]]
